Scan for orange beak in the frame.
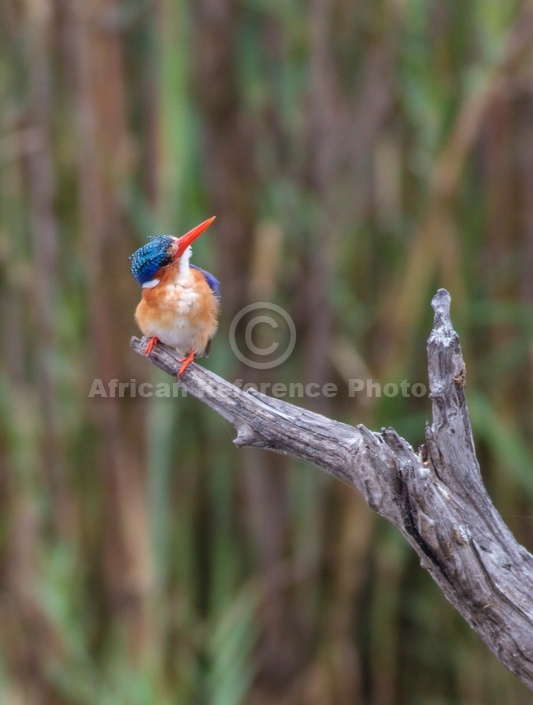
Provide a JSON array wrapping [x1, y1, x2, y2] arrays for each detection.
[[175, 216, 216, 258]]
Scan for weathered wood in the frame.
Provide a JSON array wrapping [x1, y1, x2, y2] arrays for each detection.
[[130, 288, 533, 689]]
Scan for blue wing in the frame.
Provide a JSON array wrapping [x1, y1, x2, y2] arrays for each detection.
[[191, 265, 221, 298]]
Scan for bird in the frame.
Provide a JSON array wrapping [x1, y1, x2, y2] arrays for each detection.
[[129, 216, 220, 376]]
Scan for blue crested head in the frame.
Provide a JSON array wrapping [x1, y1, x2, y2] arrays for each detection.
[[129, 236, 175, 286]]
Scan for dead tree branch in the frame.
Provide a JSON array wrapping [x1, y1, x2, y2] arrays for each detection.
[[130, 288, 533, 689]]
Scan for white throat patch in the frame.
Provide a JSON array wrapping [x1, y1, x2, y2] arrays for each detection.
[[179, 246, 192, 277]]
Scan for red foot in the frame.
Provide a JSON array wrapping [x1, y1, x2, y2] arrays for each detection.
[[178, 350, 195, 377], [145, 337, 159, 356]]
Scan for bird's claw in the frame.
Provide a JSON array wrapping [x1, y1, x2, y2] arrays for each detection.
[[178, 350, 195, 377], [145, 337, 159, 356]]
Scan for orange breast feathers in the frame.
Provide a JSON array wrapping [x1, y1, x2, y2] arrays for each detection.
[[135, 264, 220, 357]]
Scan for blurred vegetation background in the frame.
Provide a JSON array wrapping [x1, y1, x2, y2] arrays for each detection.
[[2, 0, 533, 703]]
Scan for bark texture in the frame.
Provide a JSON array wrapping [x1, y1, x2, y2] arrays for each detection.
[[130, 288, 533, 689]]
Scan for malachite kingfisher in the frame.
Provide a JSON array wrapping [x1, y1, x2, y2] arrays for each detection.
[[129, 216, 220, 376]]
